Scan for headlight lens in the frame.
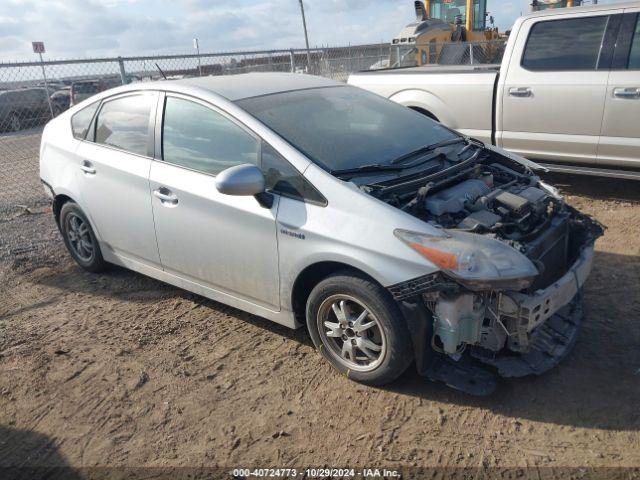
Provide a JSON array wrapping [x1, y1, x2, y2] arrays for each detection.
[[394, 228, 538, 291]]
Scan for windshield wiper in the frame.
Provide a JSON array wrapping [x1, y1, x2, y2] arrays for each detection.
[[391, 137, 467, 165], [331, 163, 405, 176], [332, 137, 477, 177]]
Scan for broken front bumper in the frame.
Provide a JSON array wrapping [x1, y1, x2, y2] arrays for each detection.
[[496, 245, 594, 343], [396, 245, 595, 396]]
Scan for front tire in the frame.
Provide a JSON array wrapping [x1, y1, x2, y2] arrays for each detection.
[[306, 272, 413, 386], [59, 202, 106, 272]]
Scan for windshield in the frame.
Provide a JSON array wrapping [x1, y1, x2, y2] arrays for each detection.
[[73, 82, 100, 94], [238, 86, 457, 172]]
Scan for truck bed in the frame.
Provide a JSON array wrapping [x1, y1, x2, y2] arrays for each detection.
[[349, 65, 499, 145], [354, 64, 500, 76]]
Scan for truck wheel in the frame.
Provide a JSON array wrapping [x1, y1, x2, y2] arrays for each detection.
[[9, 113, 21, 132], [410, 107, 439, 123], [59, 202, 106, 272], [306, 272, 413, 386]]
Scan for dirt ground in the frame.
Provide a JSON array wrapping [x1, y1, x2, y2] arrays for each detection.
[[1, 173, 639, 477]]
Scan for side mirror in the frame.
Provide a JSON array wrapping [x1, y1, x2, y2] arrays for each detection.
[[215, 163, 274, 209], [215, 164, 265, 196]]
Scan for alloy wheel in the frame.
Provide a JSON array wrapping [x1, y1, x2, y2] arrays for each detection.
[[65, 213, 94, 262], [316, 294, 386, 372]]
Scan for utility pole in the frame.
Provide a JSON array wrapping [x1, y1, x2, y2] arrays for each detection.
[[194, 37, 203, 76], [298, 0, 312, 73]]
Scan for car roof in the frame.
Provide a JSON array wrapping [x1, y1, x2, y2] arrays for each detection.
[[154, 72, 342, 101], [521, 0, 640, 20]]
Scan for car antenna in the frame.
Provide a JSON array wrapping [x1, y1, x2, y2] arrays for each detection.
[[155, 63, 167, 80]]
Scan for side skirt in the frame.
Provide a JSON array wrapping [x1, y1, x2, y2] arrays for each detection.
[[101, 247, 298, 329]]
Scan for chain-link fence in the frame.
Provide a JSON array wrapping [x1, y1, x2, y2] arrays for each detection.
[[0, 44, 392, 221], [390, 40, 506, 68], [0, 40, 506, 223]]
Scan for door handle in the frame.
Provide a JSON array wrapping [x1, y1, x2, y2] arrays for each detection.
[[509, 87, 532, 98], [79, 161, 96, 175], [613, 87, 640, 99], [153, 188, 178, 205]]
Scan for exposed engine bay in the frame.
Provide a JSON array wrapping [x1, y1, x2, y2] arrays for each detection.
[[355, 142, 604, 394]]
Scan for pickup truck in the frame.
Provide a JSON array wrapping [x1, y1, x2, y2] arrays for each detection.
[[349, 2, 640, 179]]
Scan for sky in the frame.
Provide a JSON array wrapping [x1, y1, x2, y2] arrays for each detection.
[[0, 0, 625, 61]]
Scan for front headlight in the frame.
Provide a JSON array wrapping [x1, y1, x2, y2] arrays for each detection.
[[394, 229, 538, 291]]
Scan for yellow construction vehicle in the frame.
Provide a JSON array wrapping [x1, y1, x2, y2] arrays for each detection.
[[531, 0, 597, 12], [390, 1, 501, 67]]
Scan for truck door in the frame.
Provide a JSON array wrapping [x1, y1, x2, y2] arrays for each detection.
[[499, 10, 623, 165], [598, 10, 640, 168]]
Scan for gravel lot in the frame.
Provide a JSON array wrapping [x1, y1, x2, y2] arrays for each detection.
[[1, 170, 639, 478]]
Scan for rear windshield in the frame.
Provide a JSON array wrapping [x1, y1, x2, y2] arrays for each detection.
[[237, 86, 457, 172], [73, 82, 100, 94]]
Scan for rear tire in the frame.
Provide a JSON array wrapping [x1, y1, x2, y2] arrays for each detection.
[[9, 112, 21, 132], [306, 272, 413, 386], [59, 202, 106, 273]]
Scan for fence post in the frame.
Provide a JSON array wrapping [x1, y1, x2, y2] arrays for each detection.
[[195, 39, 203, 76], [37, 53, 55, 118], [469, 43, 474, 65], [290, 49, 296, 73], [118, 57, 127, 84]]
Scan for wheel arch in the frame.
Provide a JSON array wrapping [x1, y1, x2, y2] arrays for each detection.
[[409, 106, 439, 122], [290, 261, 381, 325], [388, 89, 456, 128], [52, 193, 75, 227], [51, 192, 103, 242]]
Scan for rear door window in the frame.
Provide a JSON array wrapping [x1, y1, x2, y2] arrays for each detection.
[[74, 82, 99, 94], [522, 15, 609, 71], [95, 94, 154, 156]]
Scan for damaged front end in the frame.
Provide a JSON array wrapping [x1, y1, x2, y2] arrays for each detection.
[[368, 142, 604, 395]]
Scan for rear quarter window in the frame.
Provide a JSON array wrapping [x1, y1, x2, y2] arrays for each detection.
[[71, 101, 100, 140], [74, 82, 100, 94]]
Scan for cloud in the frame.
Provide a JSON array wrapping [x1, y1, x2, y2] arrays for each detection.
[[311, 0, 394, 14], [0, 0, 407, 60], [0, 0, 628, 61]]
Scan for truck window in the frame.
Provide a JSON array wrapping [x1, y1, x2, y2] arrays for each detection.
[[473, 0, 487, 31], [522, 16, 609, 71], [629, 15, 640, 69], [429, 0, 485, 29]]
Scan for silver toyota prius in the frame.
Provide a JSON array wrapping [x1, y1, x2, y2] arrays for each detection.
[[39, 73, 602, 395]]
